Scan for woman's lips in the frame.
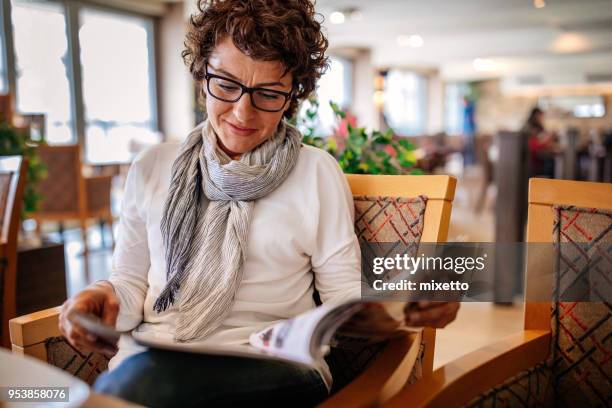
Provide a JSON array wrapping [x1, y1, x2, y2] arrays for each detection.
[[225, 121, 257, 136]]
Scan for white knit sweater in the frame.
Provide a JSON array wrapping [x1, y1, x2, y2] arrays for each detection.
[[107, 142, 361, 389]]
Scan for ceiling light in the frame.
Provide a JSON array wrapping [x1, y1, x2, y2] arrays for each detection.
[[534, 0, 545, 8], [330, 11, 345, 24], [408, 35, 424, 47], [397, 34, 424, 48], [473, 58, 497, 71], [552, 32, 591, 53], [349, 10, 363, 21]]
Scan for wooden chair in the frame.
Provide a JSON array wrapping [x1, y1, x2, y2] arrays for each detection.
[[383, 178, 612, 407], [9, 174, 457, 406], [30, 145, 115, 255], [320, 174, 456, 406], [0, 156, 27, 348]]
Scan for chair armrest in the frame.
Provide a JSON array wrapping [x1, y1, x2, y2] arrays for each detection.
[[9, 306, 62, 348], [383, 330, 551, 408], [319, 331, 422, 408]]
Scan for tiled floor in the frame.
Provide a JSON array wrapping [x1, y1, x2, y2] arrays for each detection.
[[48, 162, 523, 371]]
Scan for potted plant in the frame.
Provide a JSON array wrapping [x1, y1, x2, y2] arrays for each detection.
[[0, 121, 47, 217], [295, 97, 423, 175]]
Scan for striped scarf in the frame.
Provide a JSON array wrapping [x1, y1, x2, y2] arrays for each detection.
[[154, 119, 302, 342]]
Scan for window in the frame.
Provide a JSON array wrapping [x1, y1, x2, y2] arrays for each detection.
[[4, 1, 158, 162], [298, 55, 352, 136], [79, 8, 158, 164], [383, 70, 427, 136], [444, 82, 469, 135], [11, 0, 73, 143]]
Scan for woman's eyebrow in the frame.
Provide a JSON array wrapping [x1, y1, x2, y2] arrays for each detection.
[[213, 66, 288, 88]]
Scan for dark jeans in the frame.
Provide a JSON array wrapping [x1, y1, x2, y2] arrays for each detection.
[[93, 349, 328, 408]]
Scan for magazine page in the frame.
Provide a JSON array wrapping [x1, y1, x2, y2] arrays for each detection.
[[248, 300, 422, 363], [248, 301, 362, 365], [333, 301, 422, 343]]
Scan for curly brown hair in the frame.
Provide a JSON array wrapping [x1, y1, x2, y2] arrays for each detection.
[[182, 0, 329, 118]]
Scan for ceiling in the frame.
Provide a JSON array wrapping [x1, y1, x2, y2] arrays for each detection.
[[317, 0, 612, 80], [160, 0, 612, 81]]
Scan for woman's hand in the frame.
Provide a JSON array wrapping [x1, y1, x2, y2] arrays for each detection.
[[338, 303, 404, 342], [59, 280, 120, 357], [404, 301, 460, 328]]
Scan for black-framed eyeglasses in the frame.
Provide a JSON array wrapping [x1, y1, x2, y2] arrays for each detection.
[[204, 65, 292, 112]]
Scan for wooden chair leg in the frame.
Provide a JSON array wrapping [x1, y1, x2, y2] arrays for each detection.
[[98, 219, 106, 248], [58, 222, 65, 243], [35, 219, 42, 237], [107, 216, 115, 250], [79, 218, 89, 256]]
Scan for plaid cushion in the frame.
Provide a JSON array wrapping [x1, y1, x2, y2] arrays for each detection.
[[325, 195, 428, 394], [468, 206, 611, 407], [45, 336, 109, 385], [35, 147, 80, 213], [551, 206, 611, 407]]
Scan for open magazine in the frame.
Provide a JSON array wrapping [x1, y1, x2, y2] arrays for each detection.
[[73, 301, 421, 368]]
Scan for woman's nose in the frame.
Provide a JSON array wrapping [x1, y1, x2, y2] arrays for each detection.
[[233, 93, 256, 122]]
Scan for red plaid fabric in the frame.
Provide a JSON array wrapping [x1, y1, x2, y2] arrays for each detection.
[[551, 206, 611, 407], [326, 195, 428, 394], [468, 206, 611, 407], [35, 147, 80, 213], [45, 336, 109, 386]]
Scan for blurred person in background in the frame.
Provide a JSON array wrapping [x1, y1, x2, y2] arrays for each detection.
[[521, 107, 559, 179]]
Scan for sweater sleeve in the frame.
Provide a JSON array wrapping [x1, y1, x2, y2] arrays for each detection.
[[310, 151, 362, 305], [107, 148, 156, 331]]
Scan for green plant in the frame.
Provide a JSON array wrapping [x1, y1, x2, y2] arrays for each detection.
[[292, 94, 327, 149], [297, 98, 423, 175], [0, 122, 47, 215]]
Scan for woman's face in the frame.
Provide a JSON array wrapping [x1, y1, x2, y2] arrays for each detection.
[[205, 38, 293, 158]]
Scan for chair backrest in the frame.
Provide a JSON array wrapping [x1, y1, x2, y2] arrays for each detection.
[[346, 174, 456, 383], [0, 94, 13, 124], [524, 178, 612, 405], [524, 178, 612, 330], [34, 145, 86, 215], [0, 156, 27, 347]]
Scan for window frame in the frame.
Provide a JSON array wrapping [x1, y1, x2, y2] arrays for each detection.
[[0, 0, 159, 163]]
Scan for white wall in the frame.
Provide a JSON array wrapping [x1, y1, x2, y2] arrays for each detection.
[[351, 49, 379, 131], [158, 2, 195, 142], [426, 74, 444, 134]]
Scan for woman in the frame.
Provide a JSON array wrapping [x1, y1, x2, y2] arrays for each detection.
[[522, 107, 558, 178], [59, 1, 458, 406]]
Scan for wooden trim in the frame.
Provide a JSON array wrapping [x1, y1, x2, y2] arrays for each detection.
[[9, 306, 62, 347], [420, 328, 436, 376], [346, 175, 456, 201], [11, 342, 48, 362], [1, 156, 27, 347], [421, 199, 453, 243], [383, 330, 551, 408], [524, 203, 555, 330], [86, 174, 114, 183], [529, 178, 612, 209]]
